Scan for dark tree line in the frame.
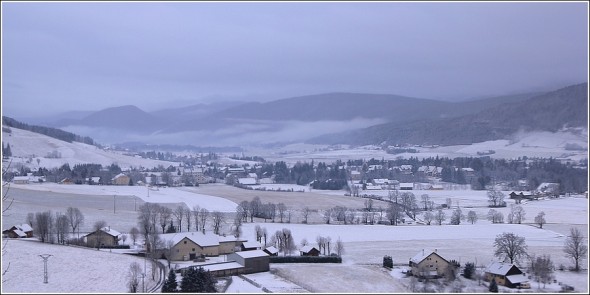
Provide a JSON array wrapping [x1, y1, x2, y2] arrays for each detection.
[[346, 156, 587, 193], [2, 116, 95, 145]]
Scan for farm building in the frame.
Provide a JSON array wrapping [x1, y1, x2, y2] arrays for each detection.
[[12, 176, 29, 184], [111, 173, 130, 185], [263, 246, 279, 256], [299, 245, 320, 256], [400, 183, 414, 190], [158, 232, 246, 261], [227, 250, 270, 274], [2, 223, 34, 238], [84, 227, 121, 248], [240, 240, 262, 251], [409, 249, 451, 278], [484, 262, 529, 288]]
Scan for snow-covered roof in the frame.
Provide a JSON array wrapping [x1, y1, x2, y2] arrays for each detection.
[[506, 274, 529, 284], [100, 227, 121, 237], [485, 262, 519, 276], [160, 231, 220, 247], [300, 245, 319, 253], [400, 183, 414, 188], [233, 250, 269, 259], [241, 241, 261, 249], [248, 173, 257, 178], [238, 178, 257, 185], [111, 173, 128, 180], [13, 176, 29, 181], [410, 249, 446, 264], [264, 246, 279, 254], [16, 224, 33, 232], [9, 229, 27, 238], [198, 262, 243, 272]]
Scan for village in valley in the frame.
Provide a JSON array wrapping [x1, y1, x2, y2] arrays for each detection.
[[1, 123, 588, 293], [1, 1, 588, 294]]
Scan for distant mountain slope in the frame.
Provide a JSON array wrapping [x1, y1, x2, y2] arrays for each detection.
[[161, 91, 537, 133], [308, 83, 588, 146], [77, 105, 166, 133]]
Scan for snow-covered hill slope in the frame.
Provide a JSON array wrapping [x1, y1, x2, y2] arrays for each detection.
[[2, 126, 178, 170]]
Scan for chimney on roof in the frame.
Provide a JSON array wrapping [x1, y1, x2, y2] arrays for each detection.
[[435, 248, 437, 253], [422, 249, 424, 255]]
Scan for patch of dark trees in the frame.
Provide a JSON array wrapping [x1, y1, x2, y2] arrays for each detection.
[[2, 116, 96, 145]]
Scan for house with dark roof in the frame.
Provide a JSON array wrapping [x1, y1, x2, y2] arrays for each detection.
[[299, 245, 320, 256], [484, 262, 529, 288], [409, 249, 451, 278]]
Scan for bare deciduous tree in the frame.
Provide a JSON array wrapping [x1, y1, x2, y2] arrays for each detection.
[[55, 212, 69, 244], [66, 207, 84, 239], [534, 211, 546, 229], [467, 210, 478, 224], [423, 211, 434, 225], [564, 227, 587, 272], [159, 207, 172, 233], [127, 261, 142, 293], [129, 227, 140, 245], [35, 211, 54, 243], [199, 208, 209, 232], [173, 206, 185, 233], [494, 232, 528, 264], [211, 211, 224, 235], [302, 207, 311, 224], [334, 237, 345, 256], [529, 254, 554, 288], [277, 203, 287, 223], [192, 205, 200, 231], [435, 209, 446, 225]]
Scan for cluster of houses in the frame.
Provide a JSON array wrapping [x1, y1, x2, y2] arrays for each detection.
[[3, 222, 532, 289], [408, 249, 530, 289]]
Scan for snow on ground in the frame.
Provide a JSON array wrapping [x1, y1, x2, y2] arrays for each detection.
[[2, 126, 179, 170], [2, 183, 588, 293], [245, 129, 587, 164], [1, 239, 160, 293], [9, 182, 238, 213]]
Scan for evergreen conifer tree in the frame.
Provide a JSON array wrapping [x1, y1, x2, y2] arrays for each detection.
[[180, 267, 217, 292], [162, 269, 178, 293], [489, 278, 498, 292]]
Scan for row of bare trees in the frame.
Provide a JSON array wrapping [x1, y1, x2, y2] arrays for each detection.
[[237, 197, 293, 223]]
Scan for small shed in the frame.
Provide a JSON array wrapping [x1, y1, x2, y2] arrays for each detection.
[[400, 183, 414, 190], [263, 246, 279, 256], [12, 176, 30, 184], [241, 240, 262, 251], [227, 250, 269, 274], [299, 245, 320, 256]]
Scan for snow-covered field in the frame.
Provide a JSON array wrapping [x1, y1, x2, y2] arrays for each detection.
[[2, 182, 588, 293], [2, 126, 178, 170], [246, 129, 588, 164]]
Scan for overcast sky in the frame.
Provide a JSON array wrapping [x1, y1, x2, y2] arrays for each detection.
[[2, 1, 588, 119]]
